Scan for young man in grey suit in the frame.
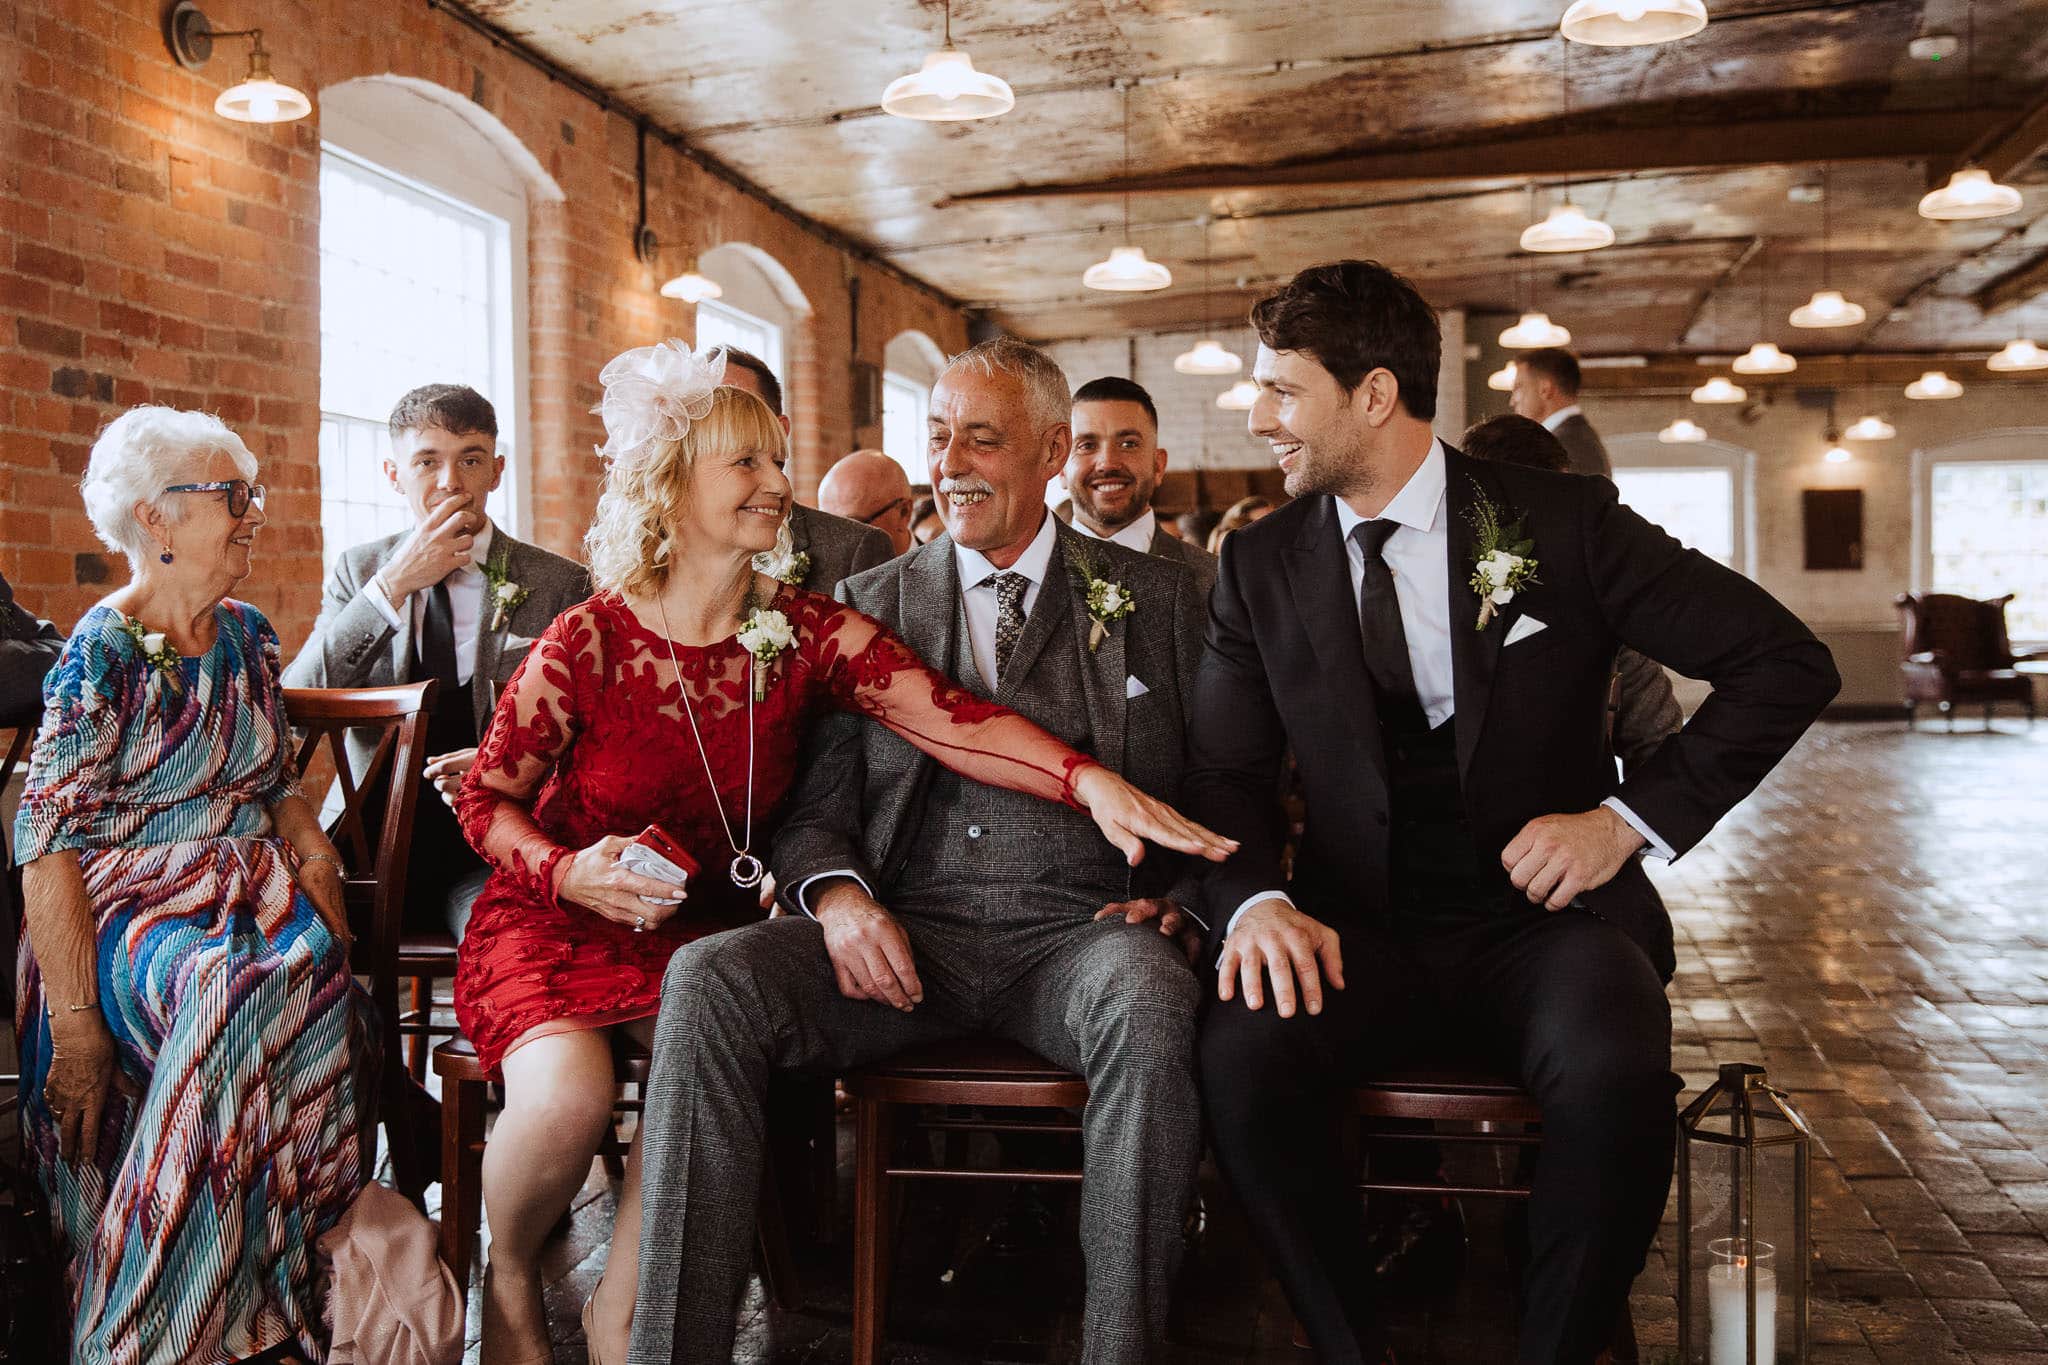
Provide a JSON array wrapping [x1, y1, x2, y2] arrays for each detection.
[[1509, 346, 1612, 478], [284, 384, 590, 937], [717, 347, 895, 590], [1066, 375, 1219, 597], [631, 339, 1212, 1365]]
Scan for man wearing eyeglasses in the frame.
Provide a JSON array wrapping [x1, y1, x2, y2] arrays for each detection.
[[818, 449, 917, 558], [284, 384, 591, 940]]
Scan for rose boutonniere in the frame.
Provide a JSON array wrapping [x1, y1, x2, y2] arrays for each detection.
[[736, 607, 794, 701], [752, 545, 811, 587], [1464, 482, 1539, 630], [481, 561, 530, 631], [1082, 575, 1135, 651], [119, 616, 183, 686]]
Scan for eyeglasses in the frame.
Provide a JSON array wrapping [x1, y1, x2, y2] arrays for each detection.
[[858, 497, 913, 527], [163, 479, 266, 518]]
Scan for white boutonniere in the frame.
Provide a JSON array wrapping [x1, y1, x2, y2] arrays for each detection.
[[1082, 575, 1135, 651], [481, 561, 530, 631], [1465, 482, 1539, 631], [119, 616, 183, 687], [736, 607, 794, 701], [752, 545, 811, 586]]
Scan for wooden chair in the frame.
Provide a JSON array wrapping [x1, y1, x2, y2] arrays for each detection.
[[283, 682, 438, 1202], [1354, 1063, 1543, 1199]]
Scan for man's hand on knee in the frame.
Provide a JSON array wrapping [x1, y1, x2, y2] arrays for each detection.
[[813, 879, 923, 1011], [1216, 899, 1344, 1018], [1093, 897, 1202, 961]]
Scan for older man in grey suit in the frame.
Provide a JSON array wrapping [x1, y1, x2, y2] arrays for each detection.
[[1067, 375, 1218, 598], [631, 338, 1211, 1365], [717, 347, 895, 589], [284, 384, 590, 936]]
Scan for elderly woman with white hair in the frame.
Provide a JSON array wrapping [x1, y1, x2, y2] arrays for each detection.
[[13, 406, 369, 1365]]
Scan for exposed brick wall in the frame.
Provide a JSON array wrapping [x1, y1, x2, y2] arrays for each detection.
[[0, 0, 969, 644]]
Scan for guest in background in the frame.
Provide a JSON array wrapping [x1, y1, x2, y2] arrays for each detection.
[[1, 568, 61, 722], [717, 348, 893, 591], [1206, 495, 1275, 556], [818, 448, 917, 557], [1176, 507, 1224, 552], [911, 493, 944, 546], [1508, 347, 1611, 477], [1463, 413, 1683, 775], [284, 384, 590, 941], [16, 406, 371, 1364], [1065, 376, 1217, 595]]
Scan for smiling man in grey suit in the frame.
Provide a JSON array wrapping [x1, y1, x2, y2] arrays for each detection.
[[631, 338, 1212, 1365], [284, 384, 590, 936], [1067, 375, 1218, 597]]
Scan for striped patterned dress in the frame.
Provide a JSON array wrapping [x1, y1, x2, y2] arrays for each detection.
[[12, 601, 372, 1365]]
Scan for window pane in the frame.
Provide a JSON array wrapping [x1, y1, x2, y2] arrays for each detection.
[[1612, 468, 1735, 567], [317, 148, 515, 567], [881, 372, 927, 485], [696, 300, 782, 388], [1932, 460, 2048, 639]]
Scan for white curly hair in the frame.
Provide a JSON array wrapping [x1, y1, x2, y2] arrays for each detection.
[[81, 406, 258, 568]]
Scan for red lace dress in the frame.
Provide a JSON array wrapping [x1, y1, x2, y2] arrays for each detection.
[[452, 587, 1100, 1076]]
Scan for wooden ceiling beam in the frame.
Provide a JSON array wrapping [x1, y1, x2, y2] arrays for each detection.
[[1926, 90, 2048, 190], [1578, 351, 2048, 394], [1975, 249, 2048, 316], [937, 108, 2011, 207]]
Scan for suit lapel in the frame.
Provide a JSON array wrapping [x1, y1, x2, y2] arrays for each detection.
[[1284, 497, 1385, 784], [993, 543, 1065, 702], [1056, 531, 1126, 774], [1445, 449, 1507, 783], [471, 526, 512, 731]]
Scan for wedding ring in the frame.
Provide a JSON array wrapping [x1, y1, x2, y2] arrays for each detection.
[[633, 915, 646, 933]]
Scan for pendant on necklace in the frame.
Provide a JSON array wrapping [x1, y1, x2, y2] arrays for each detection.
[[730, 853, 765, 888]]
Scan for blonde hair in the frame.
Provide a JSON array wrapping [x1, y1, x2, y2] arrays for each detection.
[[584, 385, 788, 598], [1207, 495, 1275, 556]]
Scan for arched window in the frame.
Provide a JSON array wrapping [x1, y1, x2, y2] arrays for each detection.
[[882, 331, 946, 485], [1914, 428, 2048, 640], [316, 80, 541, 563], [695, 243, 806, 394]]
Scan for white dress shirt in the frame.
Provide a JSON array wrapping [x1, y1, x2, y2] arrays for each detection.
[[364, 521, 493, 687], [1226, 440, 1669, 936], [1539, 404, 1583, 434], [1072, 508, 1157, 556]]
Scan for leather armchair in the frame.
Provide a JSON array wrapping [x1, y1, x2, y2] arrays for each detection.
[[1894, 592, 2042, 728]]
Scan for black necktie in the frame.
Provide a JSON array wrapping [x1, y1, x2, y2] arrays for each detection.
[[1351, 520, 1424, 726], [419, 580, 461, 692]]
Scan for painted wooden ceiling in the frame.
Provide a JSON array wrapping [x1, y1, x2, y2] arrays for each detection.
[[458, 0, 2048, 363]]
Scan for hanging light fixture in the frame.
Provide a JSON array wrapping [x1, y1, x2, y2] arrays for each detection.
[[1560, 0, 1708, 46], [1487, 361, 1518, 392], [1521, 198, 1616, 252], [1917, 6, 2021, 220], [1216, 379, 1258, 410], [1500, 311, 1572, 348], [1174, 219, 1243, 374], [660, 264, 724, 303], [1986, 337, 2048, 372], [1659, 416, 1708, 443], [1904, 370, 1963, 400], [164, 2, 311, 124], [1790, 165, 1865, 328], [1691, 375, 1747, 404], [1844, 413, 1897, 440], [1732, 341, 1797, 375], [880, 0, 1014, 121], [1822, 438, 1854, 464], [1085, 84, 1172, 293]]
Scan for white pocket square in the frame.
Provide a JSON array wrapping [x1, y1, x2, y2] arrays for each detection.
[[1504, 615, 1548, 646], [1125, 675, 1150, 699]]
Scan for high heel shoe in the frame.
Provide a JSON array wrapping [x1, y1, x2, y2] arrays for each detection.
[[480, 1263, 554, 1365]]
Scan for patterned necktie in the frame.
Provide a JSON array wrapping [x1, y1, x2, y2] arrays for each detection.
[[1351, 520, 1423, 725], [992, 571, 1029, 683]]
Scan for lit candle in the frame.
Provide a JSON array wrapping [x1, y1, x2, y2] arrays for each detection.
[[1708, 1240, 1777, 1365]]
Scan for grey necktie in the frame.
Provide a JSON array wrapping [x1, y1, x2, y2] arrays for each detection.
[[992, 571, 1028, 682]]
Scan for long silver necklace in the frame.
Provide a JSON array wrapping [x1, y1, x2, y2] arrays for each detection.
[[655, 590, 764, 888]]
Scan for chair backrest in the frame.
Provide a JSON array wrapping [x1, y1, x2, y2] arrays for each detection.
[[283, 683, 436, 1010], [1894, 592, 2017, 670], [2, 715, 36, 1087]]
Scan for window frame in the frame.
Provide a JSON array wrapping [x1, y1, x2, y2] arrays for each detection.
[[1605, 433, 1757, 580], [1912, 427, 2048, 642], [880, 370, 930, 485]]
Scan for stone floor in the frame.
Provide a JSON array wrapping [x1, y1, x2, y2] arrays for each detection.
[[414, 717, 2048, 1361]]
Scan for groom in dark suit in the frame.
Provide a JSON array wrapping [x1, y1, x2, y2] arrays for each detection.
[[1187, 262, 1839, 1364]]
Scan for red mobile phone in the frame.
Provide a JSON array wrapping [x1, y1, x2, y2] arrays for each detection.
[[633, 824, 701, 879]]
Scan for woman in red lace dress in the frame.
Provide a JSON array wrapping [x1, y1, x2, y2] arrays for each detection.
[[453, 346, 1232, 1364]]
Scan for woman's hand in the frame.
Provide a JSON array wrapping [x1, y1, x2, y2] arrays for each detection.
[[296, 857, 353, 952], [554, 835, 691, 930], [1071, 765, 1239, 867], [44, 1009, 135, 1165]]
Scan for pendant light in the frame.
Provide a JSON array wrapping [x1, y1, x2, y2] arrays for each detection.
[[1732, 249, 1797, 374], [1487, 361, 1518, 391], [1918, 6, 2022, 220], [1173, 219, 1243, 374], [1500, 312, 1573, 348], [1521, 198, 1616, 253], [660, 265, 724, 304], [1691, 375, 1747, 404], [1822, 438, 1853, 464], [1560, 0, 1708, 47], [1084, 85, 1171, 293], [1843, 413, 1896, 440], [881, 0, 1014, 121], [1216, 379, 1258, 411], [164, 3, 311, 124], [1986, 338, 2048, 372], [1904, 370, 1963, 400], [1790, 165, 1865, 328], [1659, 416, 1707, 443]]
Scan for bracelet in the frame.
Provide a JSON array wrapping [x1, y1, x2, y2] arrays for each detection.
[[298, 852, 345, 876], [64, 1001, 99, 1013]]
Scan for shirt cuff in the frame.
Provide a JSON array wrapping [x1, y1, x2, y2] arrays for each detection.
[[364, 574, 406, 632], [794, 869, 874, 919], [1224, 889, 1294, 938], [1601, 797, 1674, 862]]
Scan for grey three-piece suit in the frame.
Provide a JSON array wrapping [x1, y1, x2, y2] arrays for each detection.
[[630, 520, 1210, 1365]]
